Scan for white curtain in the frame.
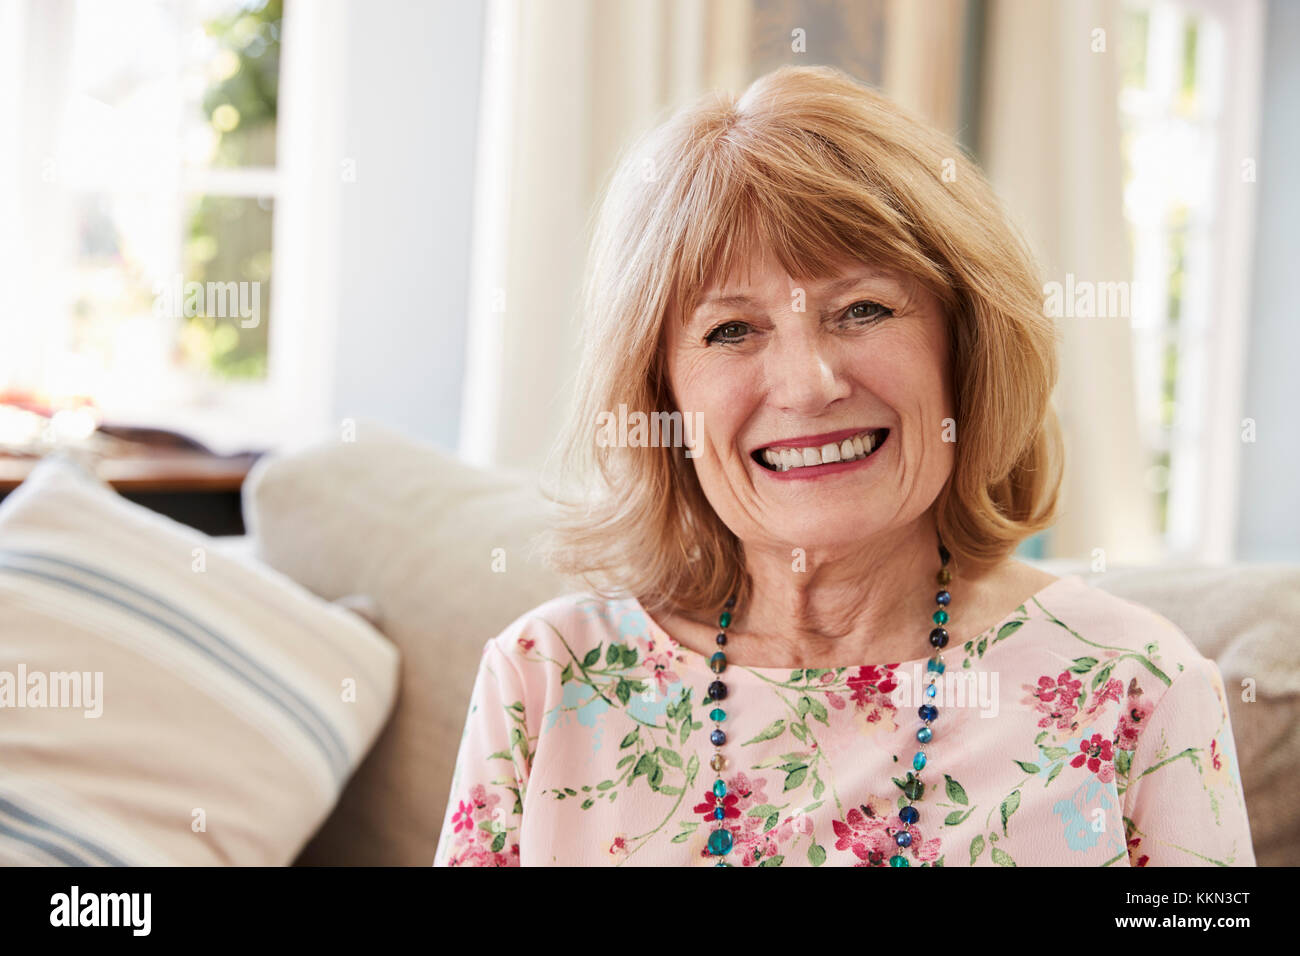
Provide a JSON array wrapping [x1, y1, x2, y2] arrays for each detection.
[[458, 0, 752, 473], [0, 0, 75, 398], [980, 0, 1163, 566]]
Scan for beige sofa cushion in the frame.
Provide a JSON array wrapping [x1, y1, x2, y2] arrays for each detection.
[[243, 421, 566, 865]]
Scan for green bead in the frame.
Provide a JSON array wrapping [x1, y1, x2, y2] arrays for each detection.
[[932, 609, 949, 625], [707, 828, 733, 856], [713, 779, 727, 798], [913, 751, 927, 771], [903, 778, 924, 800], [710, 651, 727, 674], [710, 707, 727, 721], [889, 854, 910, 867], [719, 611, 732, 628]]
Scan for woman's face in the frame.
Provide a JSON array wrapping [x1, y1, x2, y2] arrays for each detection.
[[663, 247, 956, 555]]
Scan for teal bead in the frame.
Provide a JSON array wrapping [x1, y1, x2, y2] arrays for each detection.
[[917, 726, 932, 743], [932, 608, 949, 625], [710, 707, 726, 722], [889, 854, 909, 867], [707, 827, 733, 856], [719, 611, 732, 628], [710, 651, 727, 674], [913, 751, 927, 771], [927, 658, 945, 674], [713, 779, 727, 798]]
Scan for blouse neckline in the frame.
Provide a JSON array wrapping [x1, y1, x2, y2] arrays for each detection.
[[635, 573, 1084, 677]]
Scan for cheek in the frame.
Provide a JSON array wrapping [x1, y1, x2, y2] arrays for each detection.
[[848, 334, 950, 416], [668, 355, 752, 443]]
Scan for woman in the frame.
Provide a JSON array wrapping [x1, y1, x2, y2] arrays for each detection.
[[433, 65, 1254, 867]]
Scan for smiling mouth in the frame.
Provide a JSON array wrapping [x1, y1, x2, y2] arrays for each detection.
[[752, 428, 890, 472]]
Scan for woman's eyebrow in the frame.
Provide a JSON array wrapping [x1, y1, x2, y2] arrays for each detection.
[[696, 292, 759, 309], [685, 293, 761, 328], [819, 274, 882, 295], [688, 272, 897, 325]]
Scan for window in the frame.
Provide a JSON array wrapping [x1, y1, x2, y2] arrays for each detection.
[[1, 0, 285, 450], [1118, 0, 1263, 561]]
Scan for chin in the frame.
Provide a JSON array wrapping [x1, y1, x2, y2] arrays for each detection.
[[758, 514, 891, 554]]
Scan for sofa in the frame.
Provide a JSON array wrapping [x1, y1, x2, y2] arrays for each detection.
[[2, 421, 1295, 865]]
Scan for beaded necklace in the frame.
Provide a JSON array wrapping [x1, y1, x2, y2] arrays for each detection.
[[703, 538, 953, 866]]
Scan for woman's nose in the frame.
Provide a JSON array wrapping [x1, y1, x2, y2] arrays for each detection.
[[763, 329, 851, 414]]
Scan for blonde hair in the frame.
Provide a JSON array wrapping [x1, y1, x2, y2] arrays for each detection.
[[538, 64, 1063, 618]]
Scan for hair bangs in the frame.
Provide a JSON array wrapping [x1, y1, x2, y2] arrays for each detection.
[[669, 134, 950, 327]]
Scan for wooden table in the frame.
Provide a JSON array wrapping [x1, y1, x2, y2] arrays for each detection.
[[0, 450, 262, 535]]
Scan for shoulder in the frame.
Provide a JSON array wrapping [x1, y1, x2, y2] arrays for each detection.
[[1043, 573, 1201, 657], [1025, 572, 1218, 704], [485, 591, 651, 668]]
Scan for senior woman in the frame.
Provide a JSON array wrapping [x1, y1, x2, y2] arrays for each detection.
[[433, 65, 1254, 867]]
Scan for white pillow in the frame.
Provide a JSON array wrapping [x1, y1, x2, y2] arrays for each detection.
[[0, 456, 399, 865]]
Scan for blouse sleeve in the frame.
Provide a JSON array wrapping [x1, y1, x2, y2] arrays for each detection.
[[1122, 653, 1256, 866], [433, 636, 532, 866]]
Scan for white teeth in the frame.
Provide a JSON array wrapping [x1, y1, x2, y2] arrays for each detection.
[[757, 429, 885, 472]]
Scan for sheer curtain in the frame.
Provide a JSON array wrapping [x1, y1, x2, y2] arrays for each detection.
[[458, 0, 751, 473], [980, 0, 1162, 566], [0, 0, 75, 400]]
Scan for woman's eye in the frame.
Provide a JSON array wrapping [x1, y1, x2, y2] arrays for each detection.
[[842, 300, 893, 325], [705, 321, 750, 344]]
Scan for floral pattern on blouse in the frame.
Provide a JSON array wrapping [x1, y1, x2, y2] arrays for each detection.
[[433, 574, 1255, 867]]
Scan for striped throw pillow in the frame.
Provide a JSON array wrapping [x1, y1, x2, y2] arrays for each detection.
[[0, 456, 399, 865]]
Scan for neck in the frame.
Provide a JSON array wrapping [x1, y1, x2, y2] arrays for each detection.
[[700, 512, 949, 669]]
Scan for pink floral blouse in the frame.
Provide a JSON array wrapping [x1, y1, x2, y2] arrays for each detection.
[[432, 574, 1255, 866]]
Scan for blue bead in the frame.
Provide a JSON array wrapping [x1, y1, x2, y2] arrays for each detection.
[[710, 729, 726, 746], [918, 704, 938, 721], [899, 805, 919, 824], [916, 726, 932, 743], [707, 828, 733, 856], [913, 751, 927, 771], [926, 683, 937, 697], [936, 590, 951, 605], [713, 779, 727, 798], [714, 806, 724, 820], [896, 831, 912, 847], [927, 659, 945, 674]]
